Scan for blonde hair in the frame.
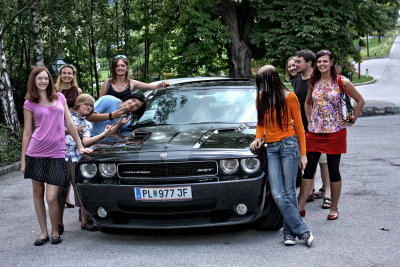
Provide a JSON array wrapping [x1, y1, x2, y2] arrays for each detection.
[[73, 94, 95, 114], [55, 64, 79, 91]]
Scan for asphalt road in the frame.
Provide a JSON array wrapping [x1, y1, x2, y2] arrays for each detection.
[[2, 37, 400, 267], [0, 115, 399, 267], [357, 36, 400, 107]]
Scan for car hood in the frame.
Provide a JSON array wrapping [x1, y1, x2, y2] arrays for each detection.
[[85, 123, 256, 162]]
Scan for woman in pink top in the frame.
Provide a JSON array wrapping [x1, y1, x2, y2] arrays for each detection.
[[21, 66, 92, 246]]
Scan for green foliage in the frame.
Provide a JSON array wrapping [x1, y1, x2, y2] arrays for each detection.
[[0, 124, 22, 167], [250, 0, 359, 69], [1, 0, 399, 125]]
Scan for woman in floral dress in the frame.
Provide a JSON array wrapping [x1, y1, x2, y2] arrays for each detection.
[[297, 50, 365, 220]]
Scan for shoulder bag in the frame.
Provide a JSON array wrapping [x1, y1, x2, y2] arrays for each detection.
[[337, 75, 355, 122]]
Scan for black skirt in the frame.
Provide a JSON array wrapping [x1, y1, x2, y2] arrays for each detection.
[[24, 156, 68, 186]]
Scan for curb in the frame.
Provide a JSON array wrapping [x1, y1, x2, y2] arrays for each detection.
[[354, 78, 377, 86], [0, 162, 21, 176], [360, 105, 400, 117]]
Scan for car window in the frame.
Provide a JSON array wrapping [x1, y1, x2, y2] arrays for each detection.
[[136, 88, 257, 125]]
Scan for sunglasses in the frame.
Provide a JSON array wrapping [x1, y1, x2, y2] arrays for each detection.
[[317, 50, 332, 55], [114, 55, 128, 59]]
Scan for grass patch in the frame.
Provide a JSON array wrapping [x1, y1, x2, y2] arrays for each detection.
[[351, 74, 374, 84], [357, 26, 399, 60]]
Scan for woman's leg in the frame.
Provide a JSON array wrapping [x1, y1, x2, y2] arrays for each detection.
[[66, 185, 73, 206], [268, 137, 310, 237], [298, 152, 321, 212], [320, 162, 331, 197], [46, 184, 61, 237], [58, 160, 73, 227], [327, 154, 342, 217], [31, 180, 48, 239]]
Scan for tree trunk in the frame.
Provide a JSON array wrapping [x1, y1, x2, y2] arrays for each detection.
[[220, 0, 252, 78], [0, 37, 21, 132], [143, 32, 150, 82], [0, 0, 36, 131], [30, 2, 44, 66], [90, 31, 100, 96]]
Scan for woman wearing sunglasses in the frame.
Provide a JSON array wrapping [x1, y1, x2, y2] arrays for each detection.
[[99, 55, 169, 100]]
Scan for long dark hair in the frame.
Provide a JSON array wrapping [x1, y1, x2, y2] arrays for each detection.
[[309, 49, 338, 88], [256, 65, 288, 129]]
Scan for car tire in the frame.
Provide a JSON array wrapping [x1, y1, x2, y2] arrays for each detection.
[[252, 191, 283, 231]]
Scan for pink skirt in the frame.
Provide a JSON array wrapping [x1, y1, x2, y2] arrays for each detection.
[[306, 129, 346, 154]]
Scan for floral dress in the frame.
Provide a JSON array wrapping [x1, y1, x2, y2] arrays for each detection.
[[306, 75, 350, 154], [308, 76, 350, 133]]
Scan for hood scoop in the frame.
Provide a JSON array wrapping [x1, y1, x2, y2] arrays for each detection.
[[127, 129, 152, 148], [193, 124, 247, 148]]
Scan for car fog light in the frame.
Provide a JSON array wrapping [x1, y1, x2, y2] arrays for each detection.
[[234, 203, 248, 215], [97, 207, 108, 218]]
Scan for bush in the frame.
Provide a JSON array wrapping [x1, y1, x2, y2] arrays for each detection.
[[0, 124, 22, 167]]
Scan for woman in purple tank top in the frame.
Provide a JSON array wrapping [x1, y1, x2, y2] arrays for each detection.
[[21, 66, 92, 246]]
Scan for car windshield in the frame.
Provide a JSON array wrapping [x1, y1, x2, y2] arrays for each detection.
[[136, 87, 257, 125]]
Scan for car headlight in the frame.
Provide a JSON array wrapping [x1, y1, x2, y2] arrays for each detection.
[[220, 159, 239, 174], [79, 163, 97, 179], [240, 158, 260, 174], [99, 163, 117, 178]]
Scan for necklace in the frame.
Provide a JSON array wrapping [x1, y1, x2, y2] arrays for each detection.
[[115, 83, 125, 90]]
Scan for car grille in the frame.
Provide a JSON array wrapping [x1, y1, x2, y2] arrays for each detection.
[[117, 161, 218, 178]]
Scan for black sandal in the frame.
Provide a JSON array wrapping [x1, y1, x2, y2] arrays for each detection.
[[65, 202, 75, 208], [313, 188, 325, 199], [34, 236, 49, 246], [306, 189, 315, 202], [322, 197, 331, 209], [51, 236, 62, 245]]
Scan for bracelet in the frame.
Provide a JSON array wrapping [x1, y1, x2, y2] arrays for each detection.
[[109, 112, 113, 120]]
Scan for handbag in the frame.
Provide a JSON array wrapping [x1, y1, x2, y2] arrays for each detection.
[[337, 75, 355, 122]]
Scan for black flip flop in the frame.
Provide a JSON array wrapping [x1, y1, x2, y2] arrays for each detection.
[[34, 236, 49, 246], [51, 236, 62, 245]]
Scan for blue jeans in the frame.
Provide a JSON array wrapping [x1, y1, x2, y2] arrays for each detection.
[[266, 136, 310, 237]]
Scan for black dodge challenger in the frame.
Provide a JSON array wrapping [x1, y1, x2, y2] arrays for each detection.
[[75, 77, 283, 230]]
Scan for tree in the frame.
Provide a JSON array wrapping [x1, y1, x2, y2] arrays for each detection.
[[0, 0, 37, 132], [220, 0, 252, 78], [30, 1, 44, 66]]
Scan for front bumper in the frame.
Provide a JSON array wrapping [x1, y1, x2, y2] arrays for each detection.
[[77, 176, 266, 229]]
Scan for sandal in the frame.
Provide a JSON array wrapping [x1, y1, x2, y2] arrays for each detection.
[[306, 189, 315, 202], [321, 197, 331, 209], [34, 236, 49, 246], [313, 188, 325, 199], [327, 207, 339, 220], [51, 236, 62, 245]]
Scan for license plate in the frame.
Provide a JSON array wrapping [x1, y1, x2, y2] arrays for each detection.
[[134, 186, 192, 201]]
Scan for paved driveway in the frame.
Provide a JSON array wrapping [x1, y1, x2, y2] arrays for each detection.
[[357, 36, 400, 106]]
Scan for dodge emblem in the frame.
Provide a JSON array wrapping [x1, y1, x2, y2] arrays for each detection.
[[160, 152, 168, 158]]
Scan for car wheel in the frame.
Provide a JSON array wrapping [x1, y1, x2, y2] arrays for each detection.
[[252, 191, 283, 231]]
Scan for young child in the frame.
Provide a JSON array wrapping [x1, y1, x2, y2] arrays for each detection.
[[58, 94, 113, 232], [21, 66, 92, 246]]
